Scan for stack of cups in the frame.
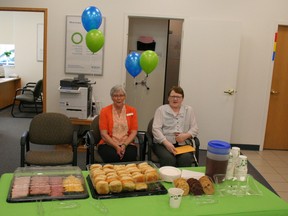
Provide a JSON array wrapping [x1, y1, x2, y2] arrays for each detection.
[[226, 147, 241, 179], [234, 155, 248, 181], [225, 147, 248, 181]]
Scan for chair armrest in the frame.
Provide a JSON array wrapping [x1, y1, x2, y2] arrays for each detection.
[[72, 131, 78, 166], [86, 130, 96, 164], [145, 132, 154, 161], [193, 137, 200, 162], [20, 131, 29, 167], [136, 131, 146, 161], [15, 88, 34, 96]]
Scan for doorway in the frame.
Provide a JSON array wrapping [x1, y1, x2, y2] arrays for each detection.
[[125, 17, 183, 131], [0, 7, 47, 112], [264, 25, 288, 150]]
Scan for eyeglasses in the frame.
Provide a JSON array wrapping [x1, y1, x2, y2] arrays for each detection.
[[112, 94, 125, 98], [169, 95, 182, 100]]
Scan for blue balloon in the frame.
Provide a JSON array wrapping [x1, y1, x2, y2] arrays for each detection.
[[125, 52, 142, 78], [81, 6, 102, 32]]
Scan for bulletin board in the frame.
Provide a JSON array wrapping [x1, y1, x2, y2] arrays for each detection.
[[65, 16, 105, 75]]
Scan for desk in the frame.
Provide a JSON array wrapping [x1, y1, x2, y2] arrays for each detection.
[[70, 117, 93, 126], [0, 78, 21, 109], [69, 116, 96, 152], [0, 167, 288, 216]]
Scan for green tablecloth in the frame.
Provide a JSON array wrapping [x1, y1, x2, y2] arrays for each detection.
[[0, 167, 287, 216]]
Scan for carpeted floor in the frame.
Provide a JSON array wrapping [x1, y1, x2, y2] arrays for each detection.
[[0, 106, 278, 195]]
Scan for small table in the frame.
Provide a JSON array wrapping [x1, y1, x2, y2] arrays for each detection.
[[70, 117, 94, 126]]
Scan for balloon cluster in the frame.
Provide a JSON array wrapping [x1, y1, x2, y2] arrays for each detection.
[[125, 50, 159, 78], [82, 6, 104, 54]]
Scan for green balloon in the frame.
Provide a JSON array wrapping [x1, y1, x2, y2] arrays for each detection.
[[85, 29, 104, 53], [140, 50, 159, 74]]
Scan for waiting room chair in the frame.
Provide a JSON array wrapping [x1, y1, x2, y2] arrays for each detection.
[[146, 118, 200, 167], [11, 79, 43, 117], [20, 112, 78, 167], [86, 115, 146, 164]]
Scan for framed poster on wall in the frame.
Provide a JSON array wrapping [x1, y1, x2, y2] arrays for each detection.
[[65, 16, 105, 75]]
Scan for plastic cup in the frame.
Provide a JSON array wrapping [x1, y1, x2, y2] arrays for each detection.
[[168, 188, 184, 208]]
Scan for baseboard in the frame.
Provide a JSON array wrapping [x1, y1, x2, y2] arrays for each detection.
[[230, 144, 260, 151]]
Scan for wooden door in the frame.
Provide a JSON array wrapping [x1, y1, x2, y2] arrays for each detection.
[[264, 25, 288, 150]]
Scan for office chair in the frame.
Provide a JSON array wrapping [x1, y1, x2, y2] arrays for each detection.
[[86, 115, 146, 164], [146, 118, 200, 167], [11, 79, 43, 117], [20, 112, 78, 167]]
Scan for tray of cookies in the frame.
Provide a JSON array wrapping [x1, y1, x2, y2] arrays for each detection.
[[86, 161, 168, 199], [7, 166, 89, 203]]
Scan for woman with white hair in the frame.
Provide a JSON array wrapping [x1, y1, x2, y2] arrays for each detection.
[[98, 85, 138, 162]]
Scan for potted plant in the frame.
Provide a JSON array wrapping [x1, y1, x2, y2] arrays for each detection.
[[4, 51, 11, 65]]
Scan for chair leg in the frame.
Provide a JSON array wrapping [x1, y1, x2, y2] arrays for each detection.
[[11, 99, 16, 117], [193, 153, 199, 167], [34, 100, 39, 114]]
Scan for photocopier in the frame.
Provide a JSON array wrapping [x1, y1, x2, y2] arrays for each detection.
[[59, 76, 94, 119]]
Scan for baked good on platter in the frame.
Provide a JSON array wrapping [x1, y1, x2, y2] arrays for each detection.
[[89, 162, 160, 194], [109, 180, 123, 193], [199, 176, 215, 195], [173, 178, 190, 196], [96, 180, 109, 194], [187, 178, 204, 196]]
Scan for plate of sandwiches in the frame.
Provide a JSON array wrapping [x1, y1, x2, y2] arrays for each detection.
[[86, 161, 168, 199]]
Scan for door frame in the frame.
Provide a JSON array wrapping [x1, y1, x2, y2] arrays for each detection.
[[121, 13, 185, 85], [122, 14, 185, 131], [0, 7, 47, 113]]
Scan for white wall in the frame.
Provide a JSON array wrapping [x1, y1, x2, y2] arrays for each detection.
[[0, 12, 43, 85], [1, 0, 286, 149]]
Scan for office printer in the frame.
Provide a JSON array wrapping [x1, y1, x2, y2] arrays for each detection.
[[59, 76, 93, 119]]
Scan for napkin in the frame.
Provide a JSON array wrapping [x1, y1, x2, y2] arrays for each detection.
[[181, 169, 205, 180]]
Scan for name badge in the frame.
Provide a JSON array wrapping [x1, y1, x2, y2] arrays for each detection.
[[127, 113, 133, 116]]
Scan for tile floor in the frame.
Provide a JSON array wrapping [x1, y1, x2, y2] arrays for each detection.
[[241, 150, 288, 203]]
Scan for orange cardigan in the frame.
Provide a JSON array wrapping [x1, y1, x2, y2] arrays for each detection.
[[98, 104, 138, 144]]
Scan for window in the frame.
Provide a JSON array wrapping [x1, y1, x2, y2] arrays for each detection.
[[0, 44, 15, 66]]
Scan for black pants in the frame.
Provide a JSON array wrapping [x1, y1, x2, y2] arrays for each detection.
[[98, 144, 137, 163]]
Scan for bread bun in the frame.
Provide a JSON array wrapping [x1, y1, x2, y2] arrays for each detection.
[[132, 173, 145, 183], [109, 180, 122, 193], [96, 180, 109, 195], [135, 182, 148, 191], [91, 169, 105, 178], [103, 168, 116, 174], [126, 163, 137, 168], [103, 164, 114, 169], [120, 176, 134, 182], [145, 172, 159, 182], [93, 175, 107, 185], [122, 180, 136, 191], [138, 162, 149, 168], [90, 164, 102, 170]]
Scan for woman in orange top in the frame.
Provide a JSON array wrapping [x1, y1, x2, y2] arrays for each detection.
[[98, 85, 138, 162]]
